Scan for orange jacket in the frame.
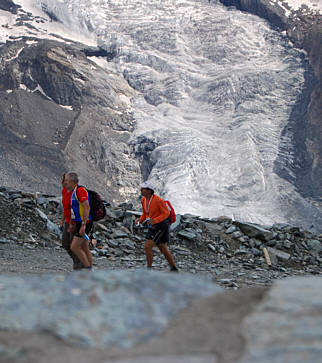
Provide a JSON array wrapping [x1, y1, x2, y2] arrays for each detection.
[[139, 194, 170, 224]]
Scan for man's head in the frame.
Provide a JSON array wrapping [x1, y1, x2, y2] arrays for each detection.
[[140, 181, 154, 198], [61, 173, 67, 188], [64, 172, 79, 191]]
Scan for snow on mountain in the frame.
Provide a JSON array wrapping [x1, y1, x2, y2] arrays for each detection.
[[0, 0, 96, 45], [0, 0, 321, 231], [271, 0, 321, 17]]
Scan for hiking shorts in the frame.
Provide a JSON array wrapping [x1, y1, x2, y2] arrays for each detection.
[[74, 221, 93, 238], [146, 217, 171, 244]]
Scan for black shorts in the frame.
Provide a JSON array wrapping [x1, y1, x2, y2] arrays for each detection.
[[146, 217, 171, 244], [74, 221, 93, 238]]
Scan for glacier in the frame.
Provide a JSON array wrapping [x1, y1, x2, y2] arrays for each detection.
[[9, 0, 322, 229]]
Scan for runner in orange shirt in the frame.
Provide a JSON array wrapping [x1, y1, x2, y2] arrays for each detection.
[[136, 181, 178, 272]]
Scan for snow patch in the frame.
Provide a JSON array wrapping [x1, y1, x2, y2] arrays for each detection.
[[0, 0, 97, 46], [88, 56, 110, 69], [32, 84, 52, 100], [5, 47, 24, 62], [119, 94, 132, 108], [269, 0, 322, 17], [26, 40, 38, 45], [59, 105, 73, 110]]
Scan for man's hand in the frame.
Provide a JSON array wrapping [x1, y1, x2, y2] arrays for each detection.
[[79, 224, 86, 236], [148, 219, 155, 225], [68, 223, 75, 233]]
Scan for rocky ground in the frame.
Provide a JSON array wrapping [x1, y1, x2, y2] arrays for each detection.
[[1, 185, 322, 363], [1, 186, 321, 288]]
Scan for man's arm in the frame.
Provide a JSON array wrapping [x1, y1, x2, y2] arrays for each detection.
[[79, 200, 90, 236]]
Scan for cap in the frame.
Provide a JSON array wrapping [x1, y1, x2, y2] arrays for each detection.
[[140, 181, 155, 191]]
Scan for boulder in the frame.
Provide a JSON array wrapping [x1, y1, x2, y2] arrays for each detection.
[[0, 270, 221, 348], [237, 222, 273, 241], [240, 277, 322, 363]]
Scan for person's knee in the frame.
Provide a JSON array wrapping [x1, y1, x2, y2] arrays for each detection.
[[144, 240, 154, 251], [71, 240, 80, 253], [158, 243, 167, 251]]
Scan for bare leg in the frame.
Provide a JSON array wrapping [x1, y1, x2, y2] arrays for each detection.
[[144, 239, 155, 268], [62, 223, 83, 269], [71, 237, 91, 267], [82, 242, 93, 267], [158, 243, 176, 268]]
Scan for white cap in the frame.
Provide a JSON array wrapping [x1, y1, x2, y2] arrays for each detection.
[[140, 181, 155, 191]]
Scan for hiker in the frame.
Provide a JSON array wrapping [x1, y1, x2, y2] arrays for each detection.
[[60, 173, 83, 270], [64, 172, 93, 270], [136, 181, 178, 272]]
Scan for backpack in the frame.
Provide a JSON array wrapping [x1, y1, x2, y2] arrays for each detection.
[[76, 186, 106, 221], [165, 200, 176, 224]]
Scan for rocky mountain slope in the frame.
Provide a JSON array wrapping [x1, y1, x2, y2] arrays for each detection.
[[1, 186, 321, 283], [0, 33, 141, 203]]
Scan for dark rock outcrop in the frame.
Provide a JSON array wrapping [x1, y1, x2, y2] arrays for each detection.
[[219, 0, 322, 200], [0, 0, 19, 14], [0, 38, 141, 202]]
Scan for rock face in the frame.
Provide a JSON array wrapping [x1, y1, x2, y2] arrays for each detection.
[[0, 38, 141, 203], [0, 271, 321, 363], [240, 277, 322, 363], [219, 0, 322, 200], [0, 0, 19, 13]]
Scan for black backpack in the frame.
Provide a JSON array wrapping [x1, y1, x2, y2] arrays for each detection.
[[76, 186, 106, 221]]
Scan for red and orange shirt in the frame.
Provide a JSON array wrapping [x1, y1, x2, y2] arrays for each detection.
[[139, 194, 170, 224], [62, 187, 72, 224]]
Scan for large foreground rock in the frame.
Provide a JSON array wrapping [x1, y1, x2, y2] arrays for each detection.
[[240, 277, 322, 363], [0, 270, 221, 348], [0, 272, 321, 363]]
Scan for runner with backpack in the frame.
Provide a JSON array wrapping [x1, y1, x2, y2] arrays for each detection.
[[136, 181, 179, 272], [60, 173, 83, 270], [64, 172, 106, 270]]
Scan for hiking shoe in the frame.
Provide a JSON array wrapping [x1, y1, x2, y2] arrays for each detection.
[[170, 266, 179, 272]]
